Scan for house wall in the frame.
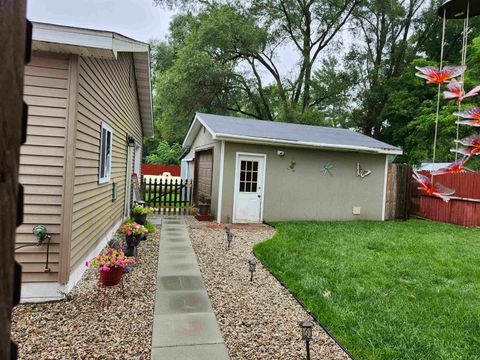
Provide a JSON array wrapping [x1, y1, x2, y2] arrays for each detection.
[[70, 52, 143, 273], [220, 142, 388, 223], [15, 52, 71, 283], [189, 126, 220, 217]]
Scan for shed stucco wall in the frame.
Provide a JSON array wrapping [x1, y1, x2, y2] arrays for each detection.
[[220, 142, 387, 223]]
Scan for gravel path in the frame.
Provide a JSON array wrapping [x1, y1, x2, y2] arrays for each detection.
[[186, 217, 350, 360], [11, 227, 160, 360]]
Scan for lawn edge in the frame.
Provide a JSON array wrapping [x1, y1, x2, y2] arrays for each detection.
[[253, 229, 356, 360]]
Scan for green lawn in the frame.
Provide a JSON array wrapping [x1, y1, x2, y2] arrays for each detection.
[[253, 220, 480, 360], [144, 191, 190, 207]]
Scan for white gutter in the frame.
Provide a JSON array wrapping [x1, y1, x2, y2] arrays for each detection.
[[214, 133, 403, 155]]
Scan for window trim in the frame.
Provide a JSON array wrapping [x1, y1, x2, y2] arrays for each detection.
[[98, 122, 113, 184]]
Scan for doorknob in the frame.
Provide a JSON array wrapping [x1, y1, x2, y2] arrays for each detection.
[[257, 195, 261, 198]]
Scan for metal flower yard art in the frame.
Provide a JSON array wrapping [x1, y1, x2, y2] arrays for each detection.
[[415, 66, 466, 85], [443, 79, 480, 105], [454, 107, 480, 126], [413, 171, 455, 202], [412, 0, 480, 202]]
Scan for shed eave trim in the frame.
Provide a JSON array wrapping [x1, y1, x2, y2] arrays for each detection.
[[215, 133, 403, 155]]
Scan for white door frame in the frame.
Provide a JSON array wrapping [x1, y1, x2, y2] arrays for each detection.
[[232, 152, 266, 223]]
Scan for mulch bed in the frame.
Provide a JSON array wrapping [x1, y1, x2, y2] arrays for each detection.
[[11, 227, 160, 359], [186, 217, 350, 360]]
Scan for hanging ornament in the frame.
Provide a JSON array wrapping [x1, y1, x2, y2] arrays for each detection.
[[431, 157, 473, 175], [413, 171, 454, 202], [443, 79, 480, 105], [415, 66, 466, 85], [454, 107, 480, 126], [452, 134, 480, 156]]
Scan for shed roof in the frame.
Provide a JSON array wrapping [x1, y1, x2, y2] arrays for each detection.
[[31, 21, 154, 137], [183, 113, 402, 155]]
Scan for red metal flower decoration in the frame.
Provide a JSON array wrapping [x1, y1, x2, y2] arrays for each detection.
[[452, 134, 480, 156], [430, 157, 473, 175], [415, 66, 466, 85], [412, 171, 455, 202], [454, 107, 480, 126], [444, 79, 480, 105]]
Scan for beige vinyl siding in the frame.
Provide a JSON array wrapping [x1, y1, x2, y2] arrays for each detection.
[[15, 52, 70, 282], [70, 53, 142, 270]]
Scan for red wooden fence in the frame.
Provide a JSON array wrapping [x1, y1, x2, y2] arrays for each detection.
[[417, 172, 480, 227]]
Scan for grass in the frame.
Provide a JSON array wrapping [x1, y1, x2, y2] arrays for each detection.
[[253, 220, 480, 360], [144, 191, 190, 207]]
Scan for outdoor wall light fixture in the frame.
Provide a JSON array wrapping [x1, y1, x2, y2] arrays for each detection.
[[127, 135, 135, 147], [248, 259, 257, 281], [15, 225, 52, 272], [300, 320, 314, 360]]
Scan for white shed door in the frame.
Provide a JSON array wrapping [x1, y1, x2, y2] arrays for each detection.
[[234, 154, 265, 223]]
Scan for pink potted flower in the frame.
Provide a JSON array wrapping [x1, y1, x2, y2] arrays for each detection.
[[86, 247, 135, 286]]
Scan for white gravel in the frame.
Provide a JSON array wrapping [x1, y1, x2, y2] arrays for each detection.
[[186, 217, 350, 360], [11, 227, 160, 360]]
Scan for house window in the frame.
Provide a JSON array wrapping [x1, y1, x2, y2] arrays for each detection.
[[239, 160, 258, 192], [99, 122, 113, 184]]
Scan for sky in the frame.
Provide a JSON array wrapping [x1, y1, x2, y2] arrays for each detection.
[[27, 0, 174, 43]]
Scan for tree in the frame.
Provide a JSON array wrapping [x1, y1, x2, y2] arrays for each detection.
[[145, 139, 184, 165], [346, 0, 440, 139], [151, 0, 360, 144]]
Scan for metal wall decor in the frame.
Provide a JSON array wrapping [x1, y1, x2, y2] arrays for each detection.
[[356, 163, 371, 178], [321, 162, 333, 175], [289, 158, 296, 172]]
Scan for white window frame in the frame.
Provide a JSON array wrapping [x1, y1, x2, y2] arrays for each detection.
[[98, 122, 113, 184]]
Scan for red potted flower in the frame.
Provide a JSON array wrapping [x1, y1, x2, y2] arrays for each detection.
[[86, 247, 135, 286]]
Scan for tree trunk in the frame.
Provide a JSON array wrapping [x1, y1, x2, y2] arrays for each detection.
[[0, 1, 27, 358]]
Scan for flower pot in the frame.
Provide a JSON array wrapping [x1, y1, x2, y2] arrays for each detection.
[[126, 233, 141, 248], [99, 266, 123, 286], [133, 213, 147, 225], [198, 204, 210, 215]]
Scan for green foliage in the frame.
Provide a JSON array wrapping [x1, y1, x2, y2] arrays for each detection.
[[145, 139, 183, 165], [254, 220, 480, 360], [144, 220, 156, 234]]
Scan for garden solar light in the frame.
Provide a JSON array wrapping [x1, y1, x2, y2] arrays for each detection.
[[227, 231, 233, 250], [300, 320, 314, 360], [248, 259, 256, 281]]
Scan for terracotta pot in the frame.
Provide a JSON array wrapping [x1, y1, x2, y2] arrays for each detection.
[[133, 213, 147, 225], [99, 266, 123, 286], [198, 204, 210, 215]]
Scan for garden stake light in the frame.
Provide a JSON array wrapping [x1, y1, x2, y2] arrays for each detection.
[[227, 231, 233, 250], [248, 259, 256, 281], [300, 320, 314, 360]]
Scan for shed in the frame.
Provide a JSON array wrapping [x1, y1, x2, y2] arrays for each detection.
[[15, 22, 153, 302], [183, 113, 402, 223]]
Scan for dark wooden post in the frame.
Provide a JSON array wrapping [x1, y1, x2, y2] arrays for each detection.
[[168, 178, 173, 214], [0, 1, 28, 358], [174, 179, 179, 214], [153, 178, 158, 208]]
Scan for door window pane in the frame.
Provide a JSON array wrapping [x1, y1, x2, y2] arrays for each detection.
[[239, 160, 259, 193]]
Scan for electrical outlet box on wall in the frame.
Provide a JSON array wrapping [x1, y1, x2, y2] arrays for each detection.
[[352, 206, 361, 215]]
